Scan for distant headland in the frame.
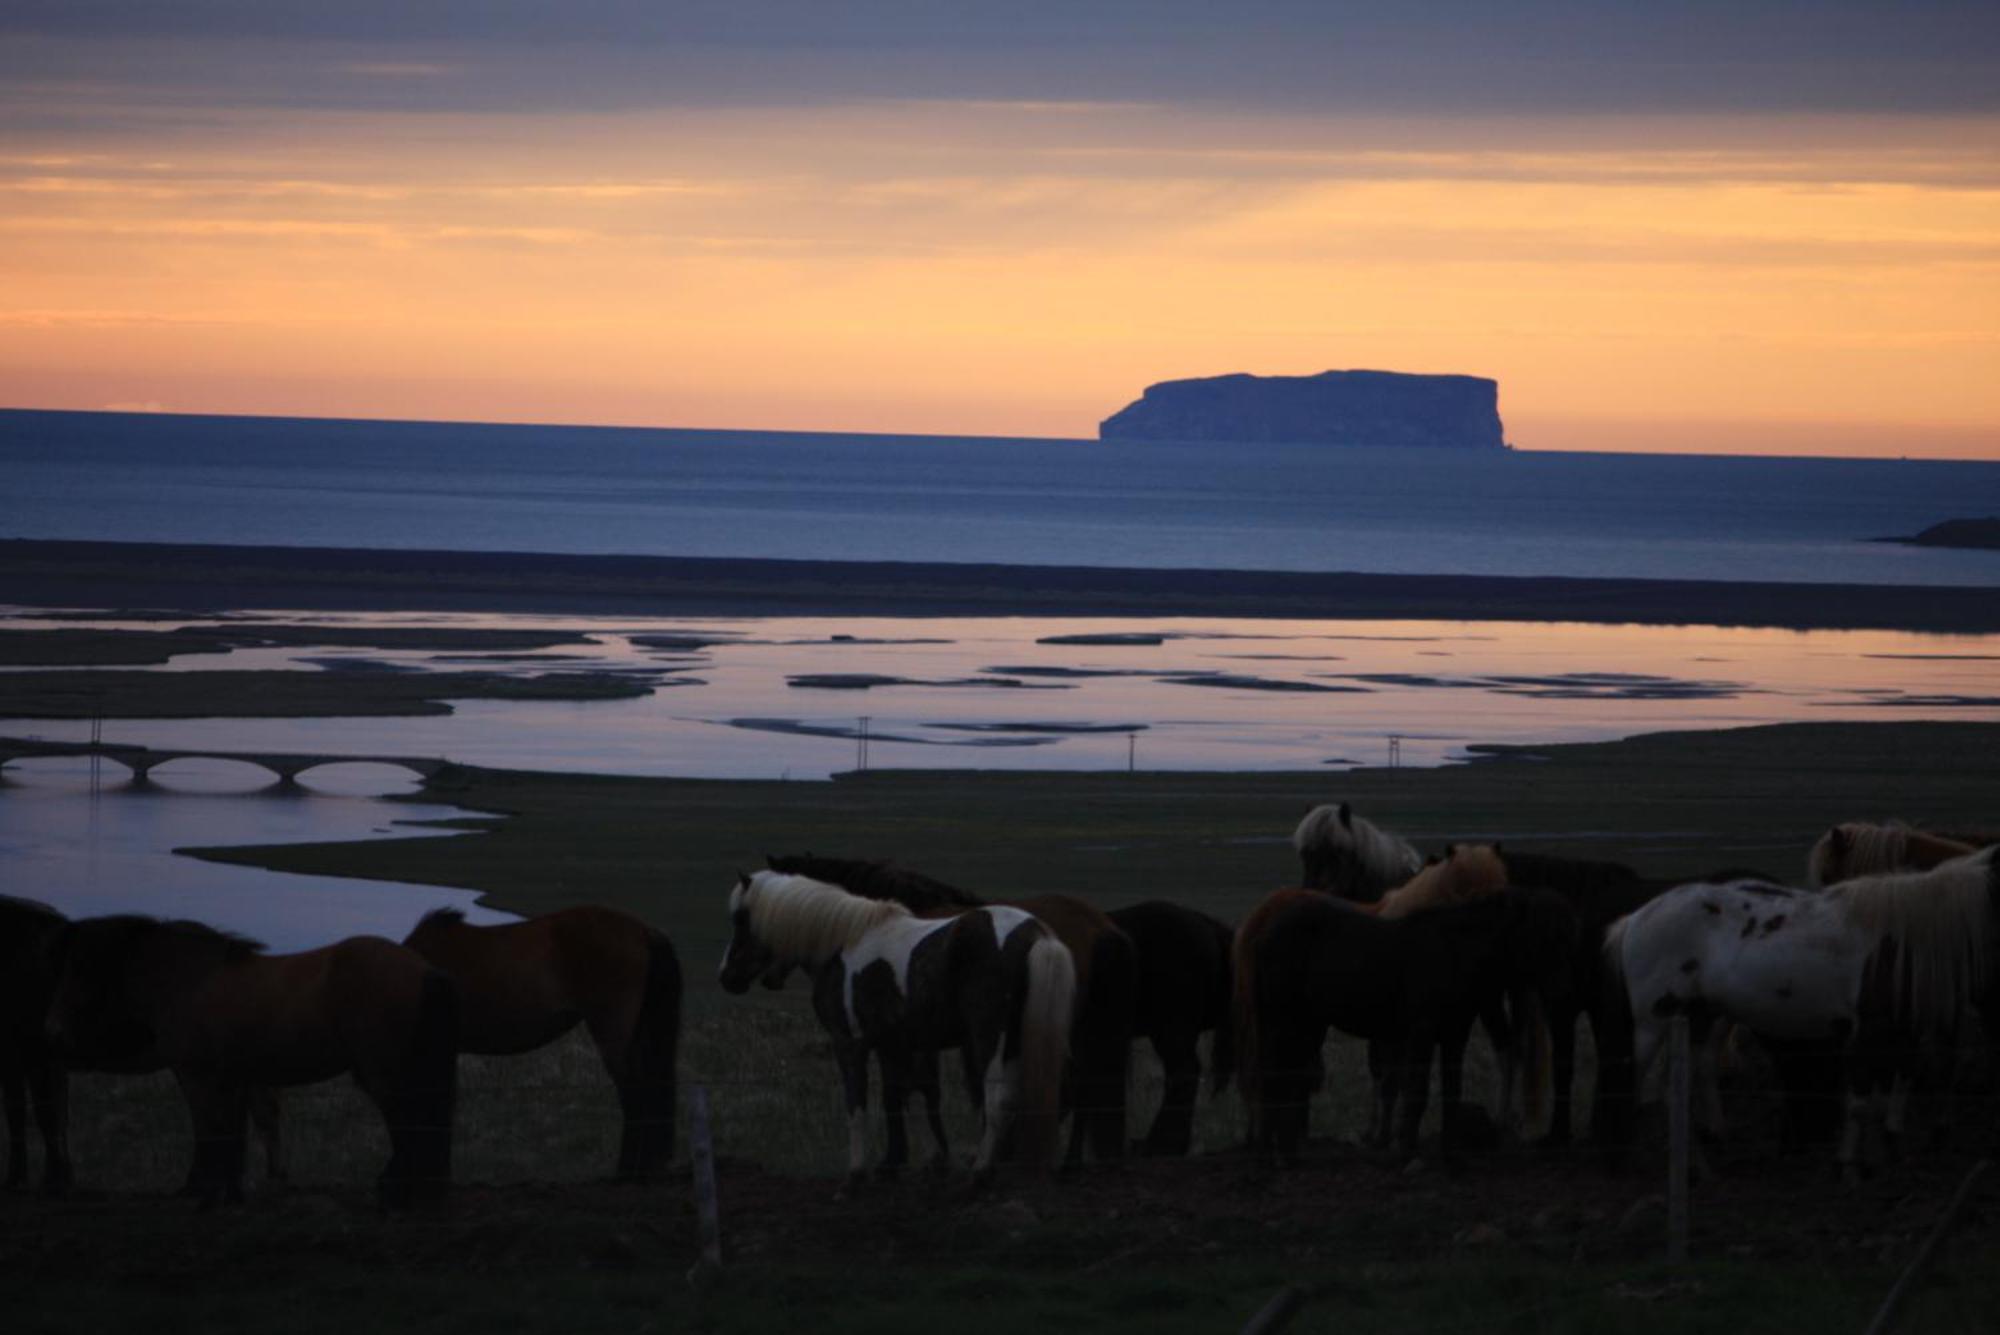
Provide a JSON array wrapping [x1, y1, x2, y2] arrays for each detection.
[[1098, 369, 1506, 449], [1876, 517, 2000, 551]]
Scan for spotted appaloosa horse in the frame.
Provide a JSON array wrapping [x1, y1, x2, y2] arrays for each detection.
[[1606, 848, 2000, 1177], [718, 870, 1076, 1189], [1292, 802, 1426, 902]]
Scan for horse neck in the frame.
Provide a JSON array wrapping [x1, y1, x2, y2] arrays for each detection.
[[752, 880, 908, 966], [1907, 830, 1977, 868], [1835, 858, 1993, 1030]]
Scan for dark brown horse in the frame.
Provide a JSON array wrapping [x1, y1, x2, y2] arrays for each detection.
[[1, 894, 69, 1192], [1106, 900, 1234, 1156], [403, 906, 682, 1178], [44, 916, 458, 1208], [765, 853, 1138, 1167], [1235, 887, 1576, 1167]]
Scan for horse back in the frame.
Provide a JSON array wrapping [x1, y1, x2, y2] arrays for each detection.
[[406, 906, 650, 1054], [182, 936, 442, 1086]]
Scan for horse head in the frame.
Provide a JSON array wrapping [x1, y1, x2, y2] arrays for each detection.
[[717, 871, 776, 995]]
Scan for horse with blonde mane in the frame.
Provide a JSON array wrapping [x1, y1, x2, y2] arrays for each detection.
[[1807, 821, 1980, 888], [1292, 802, 1426, 902], [1605, 847, 2000, 1176], [718, 870, 1076, 1189]]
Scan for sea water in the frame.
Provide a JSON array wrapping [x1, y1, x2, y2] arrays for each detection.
[[4, 409, 1998, 586]]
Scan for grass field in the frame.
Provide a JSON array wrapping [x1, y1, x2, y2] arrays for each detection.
[[9, 719, 2000, 1332]]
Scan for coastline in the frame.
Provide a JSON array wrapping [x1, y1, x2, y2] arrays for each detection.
[[6, 537, 2000, 632]]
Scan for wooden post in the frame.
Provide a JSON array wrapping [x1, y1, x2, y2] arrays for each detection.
[[687, 1084, 722, 1292], [1863, 1158, 1993, 1335], [1666, 1014, 1691, 1265]]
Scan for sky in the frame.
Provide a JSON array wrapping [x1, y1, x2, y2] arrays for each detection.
[[2, 2, 1998, 457]]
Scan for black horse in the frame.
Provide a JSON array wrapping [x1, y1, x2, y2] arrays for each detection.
[[1235, 887, 1577, 1167], [1106, 900, 1234, 1156], [1, 894, 70, 1192], [765, 853, 1138, 1168]]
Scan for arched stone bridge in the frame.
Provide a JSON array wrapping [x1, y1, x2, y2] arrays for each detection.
[[0, 736, 452, 787]]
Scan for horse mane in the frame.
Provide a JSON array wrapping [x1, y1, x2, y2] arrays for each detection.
[[1292, 803, 1423, 887], [1807, 821, 1979, 888], [1375, 844, 1508, 919], [734, 871, 911, 964], [1824, 848, 1997, 1032], [766, 853, 985, 913], [82, 914, 267, 961]]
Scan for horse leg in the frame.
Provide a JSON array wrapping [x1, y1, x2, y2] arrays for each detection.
[[912, 1048, 950, 1174], [1479, 995, 1518, 1140], [598, 930, 683, 1181], [834, 1039, 872, 1197], [2, 1060, 24, 1189], [875, 1046, 913, 1179], [1364, 1038, 1392, 1148], [1438, 1021, 1472, 1170], [250, 1086, 285, 1184], [1545, 1000, 1579, 1148], [1395, 1028, 1437, 1169], [969, 1033, 1012, 1187], [179, 1074, 250, 1207], [1140, 1030, 1200, 1158], [30, 1060, 72, 1195]]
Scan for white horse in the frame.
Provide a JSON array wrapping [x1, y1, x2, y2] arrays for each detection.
[[1292, 802, 1425, 901], [718, 870, 1076, 1189], [1607, 848, 1999, 1174]]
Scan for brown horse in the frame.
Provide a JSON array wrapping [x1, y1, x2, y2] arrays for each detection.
[[44, 916, 458, 1208], [1807, 822, 1980, 888], [764, 854, 1138, 1167], [403, 906, 682, 1178]]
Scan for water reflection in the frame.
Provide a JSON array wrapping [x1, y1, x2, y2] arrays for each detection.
[[0, 757, 512, 950]]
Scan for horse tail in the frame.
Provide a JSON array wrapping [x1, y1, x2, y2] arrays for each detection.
[[388, 967, 458, 1209], [1231, 905, 1267, 1135], [1208, 923, 1237, 1096], [1515, 986, 1551, 1124], [1017, 931, 1077, 1171], [620, 927, 683, 1179]]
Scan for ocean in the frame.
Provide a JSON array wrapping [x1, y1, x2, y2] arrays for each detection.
[[4, 408, 1998, 586]]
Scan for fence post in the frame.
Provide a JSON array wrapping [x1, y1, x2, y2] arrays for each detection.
[[687, 1084, 722, 1292], [1666, 1014, 1690, 1265]]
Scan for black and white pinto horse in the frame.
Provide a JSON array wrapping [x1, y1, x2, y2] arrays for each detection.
[[718, 871, 1077, 1189], [1292, 802, 1426, 902], [1606, 847, 2000, 1176]]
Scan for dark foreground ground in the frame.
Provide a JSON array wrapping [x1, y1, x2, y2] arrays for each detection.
[[4, 719, 1995, 1332], [8, 536, 2000, 630]]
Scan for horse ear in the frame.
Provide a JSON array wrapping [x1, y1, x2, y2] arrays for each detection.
[[1445, 842, 1458, 857], [1828, 826, 1847, 855], [1338, 802, 1352, 829], [1492, 841, 1503, 857], [765, 853, 778, 868], [736, 869, 751, 887]]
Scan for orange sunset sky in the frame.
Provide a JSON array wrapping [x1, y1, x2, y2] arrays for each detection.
[[3, 4, 1997, 458]]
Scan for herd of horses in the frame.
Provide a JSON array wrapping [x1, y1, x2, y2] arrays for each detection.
[[3, 808, 1996, 1208]]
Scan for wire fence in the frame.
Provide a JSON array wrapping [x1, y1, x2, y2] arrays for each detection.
[[6, 1021, 2000, 1333]]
